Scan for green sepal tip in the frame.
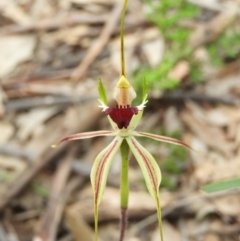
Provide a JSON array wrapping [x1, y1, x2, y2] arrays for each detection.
[[98, 78, 108, 105], [142, 78, 148, 102]]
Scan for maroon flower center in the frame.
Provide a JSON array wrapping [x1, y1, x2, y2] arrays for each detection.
[[105, 105, 138, 129]]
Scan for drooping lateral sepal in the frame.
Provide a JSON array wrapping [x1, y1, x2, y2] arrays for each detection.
[[126, 137, 161, 205], [90, 136, 123, 241], [91, 136, 123, 204], [134, 131, 196, 152], [51, 130, 114, 147], [126, 136, 164, 241]]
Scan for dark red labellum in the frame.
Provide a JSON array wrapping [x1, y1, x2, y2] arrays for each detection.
[[105, 105, 138, 129]]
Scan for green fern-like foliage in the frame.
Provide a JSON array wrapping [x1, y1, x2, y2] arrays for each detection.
[[207, 27, 240, 67], [134, 0, 200, 90]]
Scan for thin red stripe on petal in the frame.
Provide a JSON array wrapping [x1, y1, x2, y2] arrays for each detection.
[[90, 137, 122, 241], [126, 137, 164, 241], [95, 139, 118, 203], [131, 138, 158, 191]]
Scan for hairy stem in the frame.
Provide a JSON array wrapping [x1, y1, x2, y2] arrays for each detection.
[[120, 0, 129, 76], [119, 139, 130, 241]]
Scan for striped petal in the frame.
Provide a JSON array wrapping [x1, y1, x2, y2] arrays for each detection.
[[126, 136, 163, 241], [51, 130, 114, 147], [134, 131, 195, 151], [91, 136, 123, 241]]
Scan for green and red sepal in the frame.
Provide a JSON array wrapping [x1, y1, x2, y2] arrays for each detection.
[[126, 136, 163, 241], [90, 136, 123, 241]]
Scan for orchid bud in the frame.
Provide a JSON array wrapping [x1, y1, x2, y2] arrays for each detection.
[[113, 75, 136, 106]]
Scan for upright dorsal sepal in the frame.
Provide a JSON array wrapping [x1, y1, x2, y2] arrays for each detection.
[[113, 75, 136, 106]]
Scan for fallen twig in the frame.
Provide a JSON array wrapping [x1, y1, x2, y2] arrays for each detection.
[[0, 223, 8, 241], [153, 90, 240, 106], [0, 101, 102, 211], [71, 1, 123, 84], [5, 95, 97, 111], [0, 14, 108, 35], [127, 189, 240, 238], [33, 147, 76, 241], [0, 144, 33, 160], [189, 10, 238, 48]]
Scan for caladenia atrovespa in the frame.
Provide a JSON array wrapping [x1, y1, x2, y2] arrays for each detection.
[[52, 0, 195, 240]]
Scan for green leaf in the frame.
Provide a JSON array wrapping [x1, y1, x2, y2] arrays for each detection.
[[127, 137, 164, 241], [90, 136, 123, 241], [202, 178, 240, 193], [98, 78, 108, 105]]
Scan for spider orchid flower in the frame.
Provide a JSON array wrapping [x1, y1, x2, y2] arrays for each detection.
[[52, 76, 193, 241], [52, 1, 195, 241]]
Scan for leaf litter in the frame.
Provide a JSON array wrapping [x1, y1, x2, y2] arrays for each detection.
[[0, 0, 240, 240]]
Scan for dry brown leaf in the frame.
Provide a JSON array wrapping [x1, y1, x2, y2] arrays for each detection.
[[69, 187, 174, 222], [181, 109, 235, 157], [189, 10, 237, 48], [213, 194, 240, 217], [184, 102, 240, 127], [66, 212, 97, 241], [204, 233, 220, 241], [43, 26, 91, 46], [0, 87, 5, 116], [0, 156, 26, 174], [30, 0, 57, 19], [0, 1, 31, 24], [141, 38, 164, 68], [151, 222, 181, 241], [126, 238, 141, 241], [98, 224, 118, 241], [16, 107, 60, 141], [0, 35, 36, 78], [168, 61, 190, 81], [70, 0, 115, 5], [0, 121, 14, 144], [205, 74, 240, 97], [194, 157, 240, 185], [187, 0, 228, 11]]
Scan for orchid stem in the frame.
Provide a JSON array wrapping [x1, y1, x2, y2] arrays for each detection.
[[156, 193, 164, 241], [119, 139, 130, 241], [94, 204, 99, 241], [120, 0, 129, 77]]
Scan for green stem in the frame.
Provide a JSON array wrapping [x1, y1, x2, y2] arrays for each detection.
[[119, 139, 130, 241], [120, 0, 129, 76], [156, 193, 164, 241], [120, 139, 130, 208]]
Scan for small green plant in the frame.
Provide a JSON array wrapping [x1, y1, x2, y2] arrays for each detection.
[[134, 0, 200, 89], [0, 169, 49, 197], [207, 27, 240, 67]]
